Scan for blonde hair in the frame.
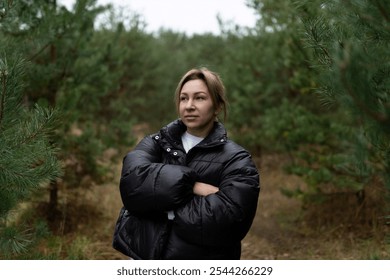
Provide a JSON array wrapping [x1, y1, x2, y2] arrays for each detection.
[[174, 67, 228, 122]]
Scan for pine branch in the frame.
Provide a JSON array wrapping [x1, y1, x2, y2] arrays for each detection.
[[0, 155, 58, 188], [7, 0, 14, 9], [303, 17, 333, 66], [0, 225, 33, 256], [374, 0, 390, 22], [13, 106, 57, 148], [338, 51, 388, 124], [0, 68, 6, 128], [28, 41, 53, 61], [0, 57, 8, 128]]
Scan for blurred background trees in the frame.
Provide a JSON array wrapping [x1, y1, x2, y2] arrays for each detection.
[[0, 0, 388, 258], [299, 0, 390, 193]]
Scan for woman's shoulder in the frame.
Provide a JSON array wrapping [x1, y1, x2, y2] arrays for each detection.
[[224, 139, 251, 155], [135, 120, 178, 146], [130, 133, 163, 156], [134, 120, 183, 151]]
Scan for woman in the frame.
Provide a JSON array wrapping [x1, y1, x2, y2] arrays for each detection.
[[118, 67, 260, 259]]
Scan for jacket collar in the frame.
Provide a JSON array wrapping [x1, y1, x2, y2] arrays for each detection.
[[160, 119, 227, 149]]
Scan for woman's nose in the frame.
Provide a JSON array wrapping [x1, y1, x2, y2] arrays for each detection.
[[185, 99, 195, 109]]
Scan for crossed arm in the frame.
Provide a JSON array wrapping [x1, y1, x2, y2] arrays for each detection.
[[193, 182, 219, 196]]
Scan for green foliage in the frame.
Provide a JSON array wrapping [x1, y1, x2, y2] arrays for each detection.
[[258, 98, 364, 192], [66, 236, 93, 260], [0, 56, 61, 256], [0, 225, 33, 257], [0, 219, 51, 259], [220, 1, 321, 155], [2, 1, 142, 189], [259, 99, 327, 151], [233, 0, 389, 201], [0, 0, 105, 257], [298, 0, 390, 189], [0, 57, 61, 213]]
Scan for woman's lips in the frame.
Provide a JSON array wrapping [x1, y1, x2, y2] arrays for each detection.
[[184, 115, 198, 120]]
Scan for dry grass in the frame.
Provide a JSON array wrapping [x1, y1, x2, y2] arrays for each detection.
[[241, 153, 389, 260]]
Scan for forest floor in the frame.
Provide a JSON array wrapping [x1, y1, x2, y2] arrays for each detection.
[[52, 150, 389, 260]]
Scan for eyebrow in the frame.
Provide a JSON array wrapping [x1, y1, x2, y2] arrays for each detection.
[[179, 91, 208, 95]]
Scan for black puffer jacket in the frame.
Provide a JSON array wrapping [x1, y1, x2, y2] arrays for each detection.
[[119, 120, 260, 259]]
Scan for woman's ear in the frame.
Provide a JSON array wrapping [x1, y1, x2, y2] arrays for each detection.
[[215, 105, 222, 115]]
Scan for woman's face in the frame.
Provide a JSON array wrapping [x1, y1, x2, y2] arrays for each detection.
[[179, 79, 217, 137]]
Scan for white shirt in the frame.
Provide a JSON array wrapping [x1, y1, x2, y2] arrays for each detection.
[[181, 131, 204, 153]]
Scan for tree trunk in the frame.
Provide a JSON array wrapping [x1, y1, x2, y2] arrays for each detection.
[[49, 179, 58, 214]]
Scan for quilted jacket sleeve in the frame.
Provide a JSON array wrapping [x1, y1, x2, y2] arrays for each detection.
[[173, 147, 260, 246], [120, 136, 196, 214]]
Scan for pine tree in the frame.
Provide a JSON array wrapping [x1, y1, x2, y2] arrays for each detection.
[[0, 0, 125, 214], [0, 56, 61, 257], [0, 0, 72, 258], [298, 0, 390, 190]]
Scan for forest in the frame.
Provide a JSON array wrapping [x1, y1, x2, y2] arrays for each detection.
[[0, 0, 389, 259]]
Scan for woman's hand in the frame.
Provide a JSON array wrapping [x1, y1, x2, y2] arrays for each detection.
[[193, 182, 219, 196]]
